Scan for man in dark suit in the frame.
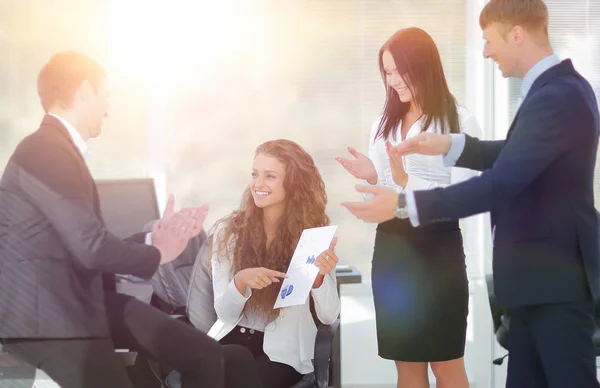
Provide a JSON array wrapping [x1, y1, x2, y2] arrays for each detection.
[[0, 51, 262, 388], [342, 1, 600, 387]]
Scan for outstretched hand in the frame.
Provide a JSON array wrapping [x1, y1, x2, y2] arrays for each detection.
[[341, 185, 398, 223], [388, 132, 452, 157]]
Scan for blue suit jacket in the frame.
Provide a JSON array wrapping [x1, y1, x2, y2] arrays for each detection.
[[414, 60, 600, 308]]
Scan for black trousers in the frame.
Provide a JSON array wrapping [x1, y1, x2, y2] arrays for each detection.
[[2, 292, 262, 388], [220, 325, 302, 388], [506, 299, 600, 388]]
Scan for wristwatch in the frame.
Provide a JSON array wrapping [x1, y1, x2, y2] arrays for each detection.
[[395, 193, 409, 219]]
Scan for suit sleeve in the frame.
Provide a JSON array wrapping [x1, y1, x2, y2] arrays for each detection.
[[124, 232, 149, 244], [414, 86, 576, 225], [455, 134, 505, 172], [16, 140, 160, 279]]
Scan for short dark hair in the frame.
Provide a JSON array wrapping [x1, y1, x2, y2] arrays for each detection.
[[37, 51, 106, 113], [480, 0, 548, 35], [377, 27, 460, 141]]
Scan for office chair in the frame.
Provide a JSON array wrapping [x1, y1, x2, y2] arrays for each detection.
[[485, 274, 509, 365]]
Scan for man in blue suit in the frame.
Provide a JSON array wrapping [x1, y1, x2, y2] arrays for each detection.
[[342, 0, 600, 387]]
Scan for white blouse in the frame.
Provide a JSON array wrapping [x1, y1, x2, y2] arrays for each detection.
[[208, 222, 341, 374], [366, 105, 482, 193]]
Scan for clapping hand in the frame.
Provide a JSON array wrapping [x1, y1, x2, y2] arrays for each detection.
[[386, 141, 408, 187], [151, 195, 209, 265], [336, 147, 378, 184]]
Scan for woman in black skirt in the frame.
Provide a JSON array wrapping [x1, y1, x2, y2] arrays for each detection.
[[337, 27, 481, 387]]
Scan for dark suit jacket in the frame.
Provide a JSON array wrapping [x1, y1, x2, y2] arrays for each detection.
[[0, 115, 161, 338], [414, 59, 600, 308]]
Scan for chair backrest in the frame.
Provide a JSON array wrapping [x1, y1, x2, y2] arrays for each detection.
[[485, 274, 503, 333], [95, 178, 162, 300], [142, 220, 208, 311], [95, 178, 161, 239], [95, 178, 207, 310], [186, 235, 218, 333]]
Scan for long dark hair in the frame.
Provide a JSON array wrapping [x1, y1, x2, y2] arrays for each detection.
[[376, 27, 460, 141], [213, 140, 329, 322]]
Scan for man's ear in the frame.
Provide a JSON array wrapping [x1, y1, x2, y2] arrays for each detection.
[[63, 81, 84, 109], [78, 79, 95, 102], [511, 25, 526, 45]]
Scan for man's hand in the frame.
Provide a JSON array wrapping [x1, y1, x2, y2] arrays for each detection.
[[389, 132, 452, 157], [312, 237, 339, 288], [335, 147, 378, 184], [172, 206, 209, 239], [341, 185, 398, 223], [152, 195, 210, 265]]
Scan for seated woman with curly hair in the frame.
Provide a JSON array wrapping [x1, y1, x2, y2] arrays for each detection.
[[208, 139, 341, 388]]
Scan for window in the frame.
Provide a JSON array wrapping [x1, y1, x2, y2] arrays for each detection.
[[165, 0, 475, 278]]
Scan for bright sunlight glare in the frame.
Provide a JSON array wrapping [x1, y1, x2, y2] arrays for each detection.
[[106, 0, 266, 87]]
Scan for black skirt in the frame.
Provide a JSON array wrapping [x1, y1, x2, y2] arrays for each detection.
[[371, 218, 468, 362]]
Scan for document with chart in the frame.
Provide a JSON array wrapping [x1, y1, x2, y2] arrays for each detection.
[[274, 225, 338, 309]]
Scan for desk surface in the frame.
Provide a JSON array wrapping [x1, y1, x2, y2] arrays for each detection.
[[335, 265, 362, 285]]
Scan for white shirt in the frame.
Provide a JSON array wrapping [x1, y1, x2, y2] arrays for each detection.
[[366, 105, 482, 204], [48, 113, 88, 160], [208, 222, 341, 374], [519, 54, 561, 106]]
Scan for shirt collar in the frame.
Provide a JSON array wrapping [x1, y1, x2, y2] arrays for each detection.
[[520, 54, 561, 100], [48, 113, 88, 159]]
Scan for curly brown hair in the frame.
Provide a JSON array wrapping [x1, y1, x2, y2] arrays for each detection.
[[213, 139, 330, 322]]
